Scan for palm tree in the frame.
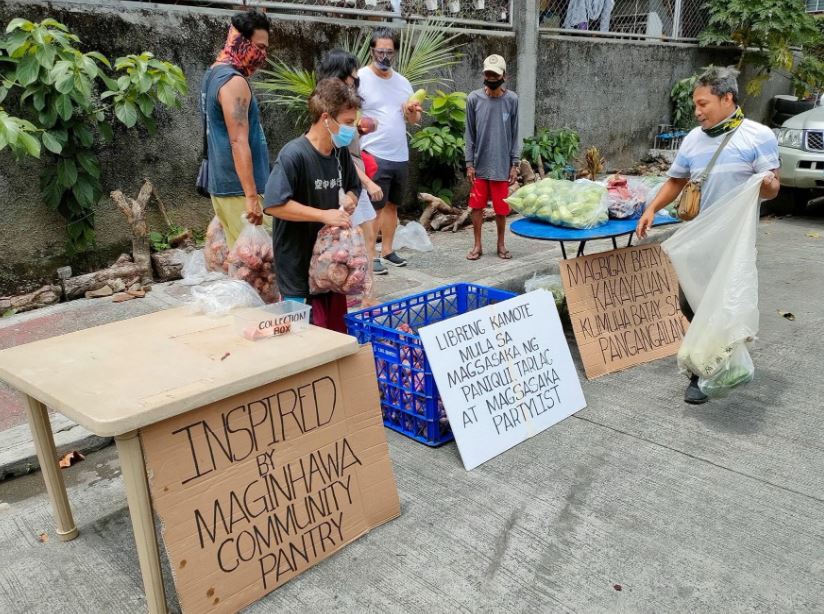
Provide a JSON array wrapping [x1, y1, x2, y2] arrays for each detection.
[[256, 21, 464, 125]]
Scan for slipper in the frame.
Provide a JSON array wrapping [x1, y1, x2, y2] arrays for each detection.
[[466, 248, 482, 261], [497, 249, 512, 260]]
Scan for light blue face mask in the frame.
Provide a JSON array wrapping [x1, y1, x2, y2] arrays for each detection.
[[327, 118, 356, 148]]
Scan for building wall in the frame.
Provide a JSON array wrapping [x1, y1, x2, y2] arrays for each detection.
[[0, 0, 786, 287]]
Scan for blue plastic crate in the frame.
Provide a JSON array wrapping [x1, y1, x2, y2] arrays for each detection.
[[345, 283, 517, 446]]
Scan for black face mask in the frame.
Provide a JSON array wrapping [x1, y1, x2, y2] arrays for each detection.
[[484, 78, 504, 91], [373, 52, 394, 71]]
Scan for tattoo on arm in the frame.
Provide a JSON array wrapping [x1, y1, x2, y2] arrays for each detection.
[[231, 96, 249, 125]]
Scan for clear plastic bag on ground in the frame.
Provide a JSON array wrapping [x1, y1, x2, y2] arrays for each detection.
[[309, 224, 370, 295], [186, 279, 264, 317], [663, 173, 765, 396], [393, 221, 433, 252], [505, 178, 609, 228], [204, 216, 229, 273], [178, 249, 224, 286], [226, 215, 278, 303], [605, 174, 649, 219], [524, 273, 566, 311], [697, 342, 754, 398]]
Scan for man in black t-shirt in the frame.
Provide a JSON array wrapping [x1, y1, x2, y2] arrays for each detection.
[[263, 79, 361, 332]]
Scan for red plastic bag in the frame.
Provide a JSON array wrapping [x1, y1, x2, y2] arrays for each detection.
[[309, 224, 370, 296], [226, 216, 279, 303], [204, 216, 229, 273]]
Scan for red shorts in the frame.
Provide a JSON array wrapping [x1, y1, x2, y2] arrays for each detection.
[[468, 178, 510, 216], [309, 292, 348, 334]]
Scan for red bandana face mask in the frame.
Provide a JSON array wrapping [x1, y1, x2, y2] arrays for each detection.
[[216, 26, 267, 77]]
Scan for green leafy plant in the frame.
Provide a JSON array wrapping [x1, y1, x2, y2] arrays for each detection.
[[148, 230, 170, 252], [791, 55, 824, 99], [257, 20, 464, 124], [0, 107, 40, 156], [670, 71, 702, 130], [419, 177, 454, 205], [0, 18, 187, 253], [148, 223, 188, 252], [521, 128, 580, 178], [699, 0, 821, 95], [411, 90, 466, 177], [428, 89, 466, 129]]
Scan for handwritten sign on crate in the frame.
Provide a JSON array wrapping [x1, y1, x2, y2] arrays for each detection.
[[418, 291, 586, 470], [560, 244, 689, 379], [140, 347, 399, 614]]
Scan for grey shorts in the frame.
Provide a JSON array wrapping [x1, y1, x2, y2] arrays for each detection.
[[368, 154, 409, 210]]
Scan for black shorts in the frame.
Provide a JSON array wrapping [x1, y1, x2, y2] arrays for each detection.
[[368, 153, 409, 210]]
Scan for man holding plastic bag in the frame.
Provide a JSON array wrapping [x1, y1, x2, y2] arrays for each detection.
[[636, 66, 780, 404], [263, 79, 361, 333]]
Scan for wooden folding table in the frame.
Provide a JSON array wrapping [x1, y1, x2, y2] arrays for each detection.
[[0, 307, 358, 613]]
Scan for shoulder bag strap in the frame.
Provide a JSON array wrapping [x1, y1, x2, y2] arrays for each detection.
[[697, 126, 739, 183]]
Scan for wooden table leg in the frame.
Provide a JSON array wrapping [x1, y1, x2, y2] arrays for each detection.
[[24, 395, 78, 542], [115, 431, 168, 614]]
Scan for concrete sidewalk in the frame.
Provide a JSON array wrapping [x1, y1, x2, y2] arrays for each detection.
[[0, 219, 643, 478], [1, 214, 823, 613]]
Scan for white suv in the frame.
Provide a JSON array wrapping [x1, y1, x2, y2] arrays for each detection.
[[775, 106, 824, 208]]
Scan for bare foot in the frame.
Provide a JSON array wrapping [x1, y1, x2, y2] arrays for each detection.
[[466, 247, 482, 261]]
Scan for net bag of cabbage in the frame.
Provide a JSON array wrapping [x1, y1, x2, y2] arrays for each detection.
[[505, 178, 609, 229], [309, 190, 371, 296], [662, 173, 766, 397]]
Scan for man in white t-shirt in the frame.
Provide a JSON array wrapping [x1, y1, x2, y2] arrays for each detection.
[[636, 66, 780, 405], [358, 28, 423, 274]]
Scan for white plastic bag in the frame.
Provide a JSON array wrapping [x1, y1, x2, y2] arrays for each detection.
[[662, 173, 765, 396], [186, 279, 264, 317], [226, 215, 278, 303], [204, 216, 229, 273], [605, 175, 649, 219], [178, 249, 225, 286], [393, 221, 433, 252], [524, 273, 565, 309]]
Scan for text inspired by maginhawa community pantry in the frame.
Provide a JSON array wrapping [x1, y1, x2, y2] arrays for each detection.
[[170, 376, 363, 589]]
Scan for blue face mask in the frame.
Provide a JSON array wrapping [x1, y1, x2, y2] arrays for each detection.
[[327, 119, 356, 148]]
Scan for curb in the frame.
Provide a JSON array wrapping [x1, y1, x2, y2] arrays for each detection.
[[0, 414, 112, 482], [0, 229, 671, 483]]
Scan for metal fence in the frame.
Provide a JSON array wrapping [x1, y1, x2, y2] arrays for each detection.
[[194, 0, 400, 21], [538, 0, 708, 42], [126, 0, 708, 41], [401, 0, 513, 28]]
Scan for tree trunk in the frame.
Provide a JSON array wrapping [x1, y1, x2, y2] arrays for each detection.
[[111, 179, 155, 281], [419, 192, 459, 230], [519, 159, 536, 184], [451, 208, 472, 232], [0, 285, 62, 314], [151, 249, 186, 282], [431, 213, 458, 231], [62, 263, 147, 300]]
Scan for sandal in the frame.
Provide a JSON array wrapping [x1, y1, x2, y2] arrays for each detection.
[[466, 247, 482, 261], [497, 249, 512, 260]]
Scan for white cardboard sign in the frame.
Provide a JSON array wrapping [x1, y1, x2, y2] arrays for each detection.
[[418, 290, 586, 470]]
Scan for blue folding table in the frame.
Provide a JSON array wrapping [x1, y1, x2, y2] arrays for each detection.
[[510, 214, 680, 259]]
